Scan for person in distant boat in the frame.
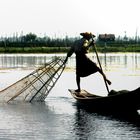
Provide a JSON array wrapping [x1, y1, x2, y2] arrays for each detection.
[[64, 32, 111, 92]]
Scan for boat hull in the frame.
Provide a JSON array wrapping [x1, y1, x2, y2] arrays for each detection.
[[69, 87, 140, 112]]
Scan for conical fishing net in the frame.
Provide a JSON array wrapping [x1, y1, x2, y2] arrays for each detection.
[[0, 57, 65, 103]]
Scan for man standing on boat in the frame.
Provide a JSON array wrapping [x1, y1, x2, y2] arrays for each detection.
[[64, 32, 111, 92]]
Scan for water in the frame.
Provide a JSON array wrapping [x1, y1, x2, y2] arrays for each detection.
[[0, 53, 140, 140]]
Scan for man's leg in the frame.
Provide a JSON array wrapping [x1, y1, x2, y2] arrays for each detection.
[[76, 74, 81, 92], [98, 69, 111, 85]]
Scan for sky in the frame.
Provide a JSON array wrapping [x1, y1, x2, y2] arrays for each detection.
[[0, 0, 140, 38]]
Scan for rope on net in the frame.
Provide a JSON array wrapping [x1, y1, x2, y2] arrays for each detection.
[[0, 56, 66, 103]]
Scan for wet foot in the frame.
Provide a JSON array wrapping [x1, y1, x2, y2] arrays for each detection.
[[75, 89, 81, 92]]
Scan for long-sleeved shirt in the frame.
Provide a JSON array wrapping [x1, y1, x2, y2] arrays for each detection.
[[67, 38, 92, 57]]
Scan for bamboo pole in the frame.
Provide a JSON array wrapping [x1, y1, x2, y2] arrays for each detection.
[[91, 35, 110, 94]]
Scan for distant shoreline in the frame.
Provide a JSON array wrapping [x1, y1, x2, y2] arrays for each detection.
[[0, 46, 140, 53]]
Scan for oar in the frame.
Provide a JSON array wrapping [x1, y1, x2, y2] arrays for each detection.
[[91, 35, 110, 94]]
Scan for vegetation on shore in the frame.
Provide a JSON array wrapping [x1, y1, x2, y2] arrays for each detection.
[[0, 33, 140, 53], [0, 45, 140, 53]]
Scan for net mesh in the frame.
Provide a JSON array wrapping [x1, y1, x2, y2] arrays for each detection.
[[0, 57, 65, 103]]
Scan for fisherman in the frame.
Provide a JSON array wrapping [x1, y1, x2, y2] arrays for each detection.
[[64, 32, 111, 92]]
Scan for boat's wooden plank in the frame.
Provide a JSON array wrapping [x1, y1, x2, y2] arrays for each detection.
[[68, 89, 101, 99]]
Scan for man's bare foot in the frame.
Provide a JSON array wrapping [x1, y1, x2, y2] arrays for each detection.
[[106, 79, 112, 85], [75, 89, 81, 92]]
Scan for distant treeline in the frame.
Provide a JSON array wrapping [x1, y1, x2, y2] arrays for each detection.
[[0, 33, 78, 48], [0, 33, 140, 53]]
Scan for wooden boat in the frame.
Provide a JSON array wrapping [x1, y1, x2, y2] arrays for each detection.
[[69, 87, 140, 112]]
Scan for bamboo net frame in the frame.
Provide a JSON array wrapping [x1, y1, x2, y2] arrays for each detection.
[[0, 57, 65, 103]]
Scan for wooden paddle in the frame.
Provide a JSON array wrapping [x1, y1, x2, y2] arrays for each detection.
[[91, 34, 110, 94]]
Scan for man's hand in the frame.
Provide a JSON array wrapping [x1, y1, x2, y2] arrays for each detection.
[[89, 41, 95, 46]]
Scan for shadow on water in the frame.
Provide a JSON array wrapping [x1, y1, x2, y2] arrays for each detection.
[[72, 103, 140, 139], [74, 101, 140, 123]]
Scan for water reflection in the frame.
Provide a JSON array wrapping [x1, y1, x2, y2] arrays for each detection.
[[0, 54, 66, 68], [0, 53, 139, 71], [73, 105, 140, 140], [97, 52, 140, 71], [73, 108, 93, 139]]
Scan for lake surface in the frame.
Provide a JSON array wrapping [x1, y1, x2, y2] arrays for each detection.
[[0, 53, 140, 140]]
